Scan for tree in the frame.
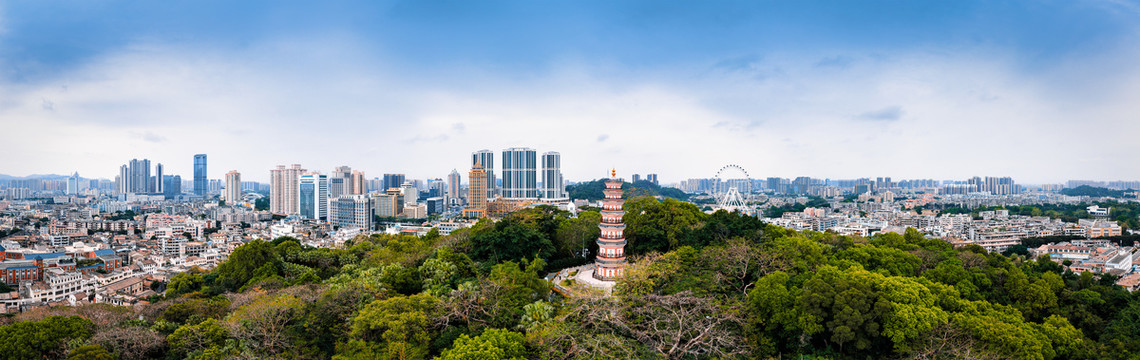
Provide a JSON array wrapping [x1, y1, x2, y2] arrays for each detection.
[[437, 328, 527, 360], [471, 217, 553, 264], [225, 293, 304, 355], [0, 316, 95, 360], [350, 293, 439, 360], [66, 345, 114, 360], [214, 239, 280, 291], [623, 197, 706, 254], [168, 318, 231, 355]]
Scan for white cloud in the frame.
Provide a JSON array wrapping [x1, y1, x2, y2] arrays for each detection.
[[1, 36, 1139, 184]]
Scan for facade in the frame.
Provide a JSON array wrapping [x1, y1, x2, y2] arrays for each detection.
[[374, 189, 404, 217], [540, 151, 567, 201], [224, 170, 241, 204], [163, 175, 182, 198], [646, 173, 658, 185], [401, 181, 418, 205], [351, 170, 367, 194], [329, 166, 351, 199], [594, 170, 626, 281], [472, 149, 497, 199], [270, 164, 305, 215], [383, 174, 406, 192], [501, 147, 538, 199], [193, 154, 207, 196], [330, 195, 373, 230], [299, 173, 329, 220], [464, 163, 488, 218], [67, 172, 80, 195], [447, 169, 463, 205], [153, 163, 164, 194]]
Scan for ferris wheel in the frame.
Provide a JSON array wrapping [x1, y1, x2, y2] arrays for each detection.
[[714, 164, 752, 210]]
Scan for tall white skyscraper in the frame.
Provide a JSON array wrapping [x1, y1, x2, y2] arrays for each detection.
[[401, 181, 418, 205], [270, 164, 305, 215], [299, 173, 329, 220], [472, 149, 496, 199], [67, 172, 80, 195], [153, 163, 164, 194], [225, 170, 242, 205], [541, 151, 566, 201], [502, 147, 538, 199]]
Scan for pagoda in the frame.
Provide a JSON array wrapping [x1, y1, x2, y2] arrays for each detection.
[[593, 169, 626, 281]]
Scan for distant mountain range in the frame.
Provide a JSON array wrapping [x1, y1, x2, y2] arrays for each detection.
[[0, 174, 75, 181]]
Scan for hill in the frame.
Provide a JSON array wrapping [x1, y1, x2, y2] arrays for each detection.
[[1061, 185, 1127, 197], [567, 179, 689, 201]]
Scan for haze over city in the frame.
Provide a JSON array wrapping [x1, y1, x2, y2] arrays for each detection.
[[3, 1, 1140, 183]]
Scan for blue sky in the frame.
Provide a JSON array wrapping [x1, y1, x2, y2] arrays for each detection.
[[1, 1, 1139, 183]]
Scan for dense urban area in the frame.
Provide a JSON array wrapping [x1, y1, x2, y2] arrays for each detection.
[[1, 153, 1140, 359]]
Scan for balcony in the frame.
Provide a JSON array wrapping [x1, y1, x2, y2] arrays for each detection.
[[594, 256, 626, 265], [596, 239, 627, 246]]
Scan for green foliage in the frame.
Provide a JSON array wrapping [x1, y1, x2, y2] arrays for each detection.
[[213, 239, 281, 291], [567, 179, 689, 201], [349, 293, 439, 360], [1061, 185, 1128, 197], [66, 344, 115, 360], [437, 328, 527, 360], [471, 216, 554, 264], [0, 316, 95, 360], [623, 197, 707, 254]]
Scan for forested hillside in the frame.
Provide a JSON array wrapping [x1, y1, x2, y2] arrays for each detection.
[[567, 179, 689, 201], [2, 199, 1140, 359]]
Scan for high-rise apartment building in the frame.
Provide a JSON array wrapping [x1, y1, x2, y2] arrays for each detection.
[[153, 163, 164, 193], [463, 163, 487, 218], [351, 170, 366, 194], [541, 151, 566, 201], [447, 169, 462, 205], [163, 175, 182, 198], [631, 174, 641, 183], [130, 159, 151, 194], [225, 170, 242, 204], [270, 164, 305, 215], [193, 154, 207, 196], [646, 174, 658, 185], [330, 195, 373, 230], [502, 147, 537, 199], [472, 149, 496, 199], [299, 173, 329, 220], [382, 174, 406, 192]]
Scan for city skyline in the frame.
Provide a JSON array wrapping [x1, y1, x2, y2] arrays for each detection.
[[2, 2, 1140, 183]]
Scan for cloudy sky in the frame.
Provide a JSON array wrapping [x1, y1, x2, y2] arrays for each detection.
[[1, 1, 1139, 184]]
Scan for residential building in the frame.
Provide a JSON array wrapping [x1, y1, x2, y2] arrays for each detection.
[[541, 151, 567, 201], [224, 170, 241, 205], [351, 170, 366, 194], [382, 174, 406, 193], [270, 164, 305, 215], [502, 147, 538, 199], [464, 163, 487, 218]]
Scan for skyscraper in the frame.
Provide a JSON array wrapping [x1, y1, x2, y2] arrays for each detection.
[[193, 154, 207, 196], [502, 147, 537, 199], [163, 175, 182, 198], [270, 164, 306, 215], [471, 149, 496, 199], [117, 165, 129, 195], [351, 170, 366, 195], [463, 163, 487, 218], [447, 169, 462, 205], [129, 159, 151, 194], [225, 170, 242, 205], [646, 174, 658, 185], [299, 173, 329, 220], [330, 166, 352, 198], [631, 174, 641, 183], [541, 151, 566, 201], [382, 174, 406, 192], [67, 172, 80, 195], [153, 163, 164, 194]]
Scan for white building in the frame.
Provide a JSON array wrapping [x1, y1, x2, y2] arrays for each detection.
[[299, 173, 329, 220]]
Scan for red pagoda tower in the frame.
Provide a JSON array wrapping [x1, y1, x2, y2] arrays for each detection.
[[594, 169, 626, 281]]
